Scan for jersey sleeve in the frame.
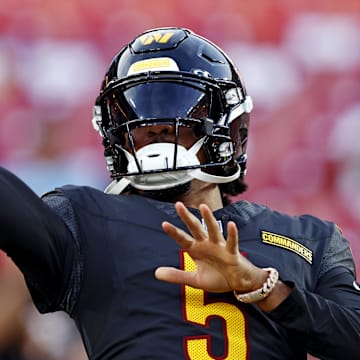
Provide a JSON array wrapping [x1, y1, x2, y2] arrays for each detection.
[[0, 167, 77, 313], [267, 224, 360, 359]]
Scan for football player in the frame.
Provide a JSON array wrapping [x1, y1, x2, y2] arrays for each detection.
[[1, 27, 359, 359]]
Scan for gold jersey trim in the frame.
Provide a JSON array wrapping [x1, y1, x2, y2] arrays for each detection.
[[261, 231, 313, 264]]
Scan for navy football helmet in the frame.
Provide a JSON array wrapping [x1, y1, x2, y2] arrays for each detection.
[[92, 27, 253, 194]]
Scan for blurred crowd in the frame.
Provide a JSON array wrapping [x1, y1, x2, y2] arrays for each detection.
[[0, 0, 359, 359]]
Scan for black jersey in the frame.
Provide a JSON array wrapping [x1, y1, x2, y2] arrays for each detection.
[[1, 167, 360, 360]]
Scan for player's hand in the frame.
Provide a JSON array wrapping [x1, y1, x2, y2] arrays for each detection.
[[155, 202, 267, 293]]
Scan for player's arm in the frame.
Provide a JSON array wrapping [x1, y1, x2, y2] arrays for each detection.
[[0, 166, 75, 310], [267, 225, 360, 359]]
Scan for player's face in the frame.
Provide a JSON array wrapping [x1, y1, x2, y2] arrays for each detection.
[[124, 124, 201, 152]]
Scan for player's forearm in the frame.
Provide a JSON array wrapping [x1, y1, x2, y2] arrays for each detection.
[[0, 167, 65, 256], [266, 278, 360, 359], [0, 167, 45, 251], [256, 280, 293, 312]]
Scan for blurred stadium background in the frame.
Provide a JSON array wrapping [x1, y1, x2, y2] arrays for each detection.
[[0, 0, 359, 359]]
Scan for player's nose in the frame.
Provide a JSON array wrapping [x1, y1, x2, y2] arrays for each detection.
[[146, 124, 175, 136]]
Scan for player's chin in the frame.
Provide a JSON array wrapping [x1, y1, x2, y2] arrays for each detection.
[[130, 181, 192, 202]]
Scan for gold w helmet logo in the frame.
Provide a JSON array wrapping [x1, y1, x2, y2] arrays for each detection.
[[139, 32, 175, 45]]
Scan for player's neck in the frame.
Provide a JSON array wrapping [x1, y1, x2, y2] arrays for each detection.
[[176, 180, 223, 211]]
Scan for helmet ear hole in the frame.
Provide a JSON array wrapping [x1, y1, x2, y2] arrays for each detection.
[[106, 130, 119, 146], [230, 113, 249, 161]]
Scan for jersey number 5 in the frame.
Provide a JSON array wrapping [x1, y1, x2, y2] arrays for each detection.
[[182, 251, 248, 359]]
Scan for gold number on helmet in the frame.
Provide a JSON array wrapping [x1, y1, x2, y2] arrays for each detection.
[[139, 32, 174, 45]]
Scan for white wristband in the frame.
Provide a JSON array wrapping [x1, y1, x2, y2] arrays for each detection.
[[233, 267, 279, 303]]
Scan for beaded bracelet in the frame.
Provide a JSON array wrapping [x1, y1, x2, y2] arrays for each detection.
[[233, 267, 279, 303]]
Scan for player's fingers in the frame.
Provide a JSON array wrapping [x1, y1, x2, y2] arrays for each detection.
[[199, 204, 222, 243], [174, 202, 207, 240], [155, 267, 197, 287], [162, 221, 194, 250], [225, 221, 239, 254]]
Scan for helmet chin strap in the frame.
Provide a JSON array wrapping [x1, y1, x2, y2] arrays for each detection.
[[191, 166, 241, 184], [104, 178, 131, 195], [104, 137, 240, 195]]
